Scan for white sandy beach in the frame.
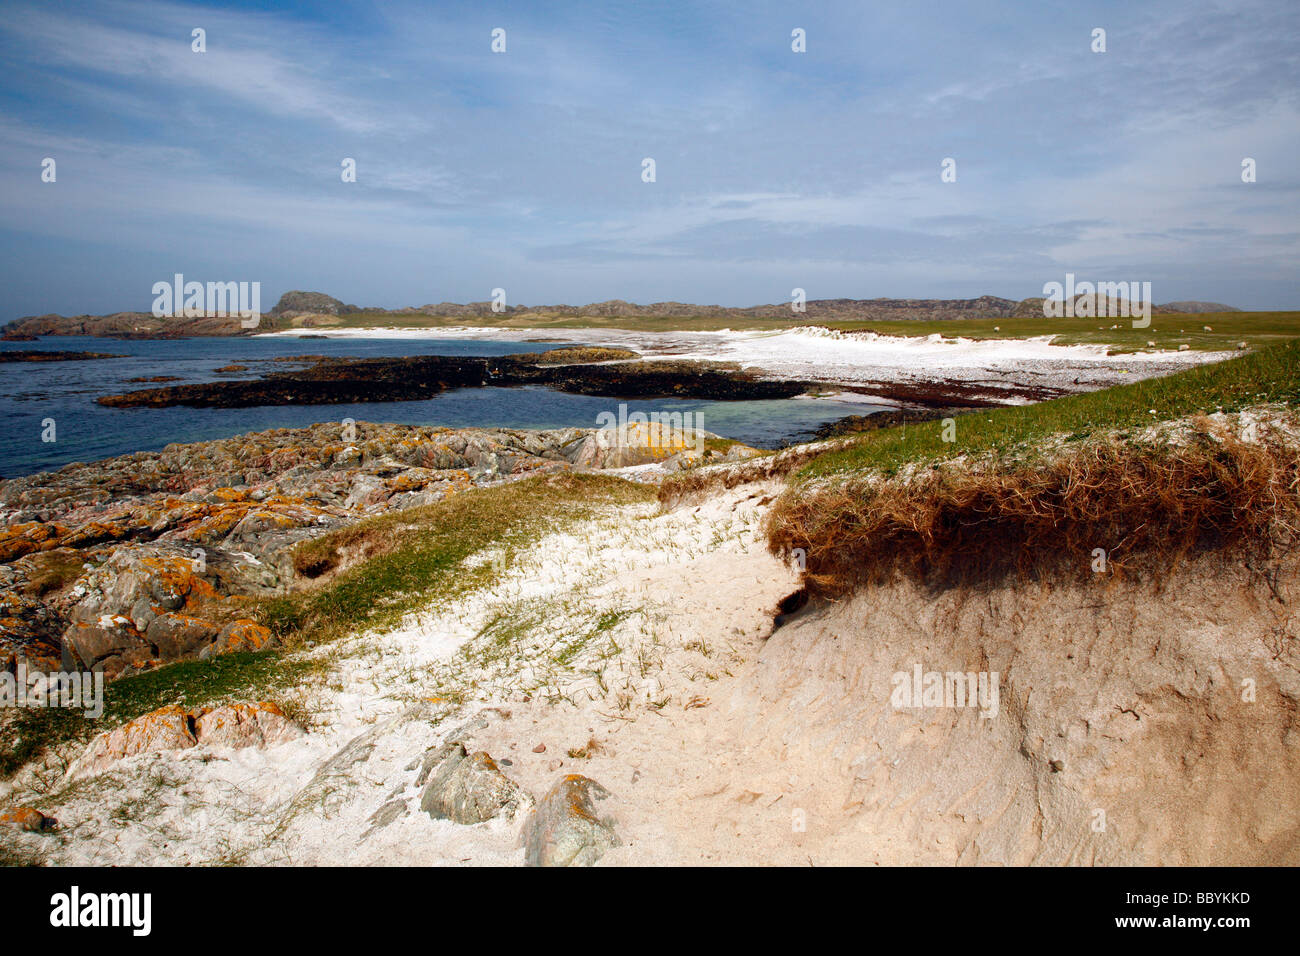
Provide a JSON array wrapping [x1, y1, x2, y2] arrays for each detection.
[[259, 326, 1232, 401]]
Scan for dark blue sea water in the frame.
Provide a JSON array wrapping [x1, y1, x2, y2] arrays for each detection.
[[0, 335, 875, 479]]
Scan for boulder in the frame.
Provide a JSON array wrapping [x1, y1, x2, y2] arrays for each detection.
[[0, 807, 57, 832], [0, 589, 66, 672], [564, 422, 709, 469], [522, 775, 621, 867], [418, 742, 531, 824], [63, 544, 224, 671], [69, 704, 198, 779], [144, 612, 221, 662], [69, 701, 304, 779], [61, 618, 153, 678], [343, 474, 386, 510], [193, 701, 303, 748]]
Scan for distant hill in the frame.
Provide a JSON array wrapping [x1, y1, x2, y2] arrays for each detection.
[[1012, 296, 1246, 319], [372, 295, 1025, 322], [4, 291, 1246, 339], [1160, 301, 1243, 314], [269, 291, 361, 316]]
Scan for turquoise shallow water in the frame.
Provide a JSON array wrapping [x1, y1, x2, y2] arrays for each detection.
[[0, 335, 877, 479]]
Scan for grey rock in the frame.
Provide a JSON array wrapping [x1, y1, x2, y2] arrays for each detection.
[[522, 775, 621, 867], [278, 703, 438, 832], [418, 742, 531, 824]]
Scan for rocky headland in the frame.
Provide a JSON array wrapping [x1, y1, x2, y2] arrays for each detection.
[[3, 313, 250, 340]]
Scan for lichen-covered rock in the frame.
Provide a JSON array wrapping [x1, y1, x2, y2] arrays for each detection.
[[0, 521, 66, 562], [60, 619, 151, 678], [62, 544, 223, 671], [193, 701, 303, 749], [2, 422, 752, 683], [563, 421, 711, 469], [69, 704, 198, 779], [144, 611, 222, 662], [418, 742, 532, 824], [199, 619, 274, 659], [0, 588, 66, 671], [522, 775, 621, 867], [0, 807, 57, 832], [68, 700, 303, 779]]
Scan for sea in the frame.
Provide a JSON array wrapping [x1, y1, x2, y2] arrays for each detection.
[[0, 335, 878, 479]]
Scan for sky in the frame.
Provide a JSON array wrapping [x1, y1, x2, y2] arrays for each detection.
[[1, 0, 1298, 320]]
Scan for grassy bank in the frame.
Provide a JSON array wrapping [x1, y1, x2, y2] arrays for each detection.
[[766, 340, 1300, 596], [834, 311, 1299, 353], [801, 338, 1300, 478], [0, 650, 317, 780]]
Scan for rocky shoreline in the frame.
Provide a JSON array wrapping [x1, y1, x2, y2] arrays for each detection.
[[0, 350, 123, 363], [0, 421, 749, 681]]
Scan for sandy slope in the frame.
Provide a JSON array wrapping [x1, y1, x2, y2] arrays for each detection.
[[1, 483, 797, 864]]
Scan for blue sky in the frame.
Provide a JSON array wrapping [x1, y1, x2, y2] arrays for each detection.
[[1, 0, 1298, 319]]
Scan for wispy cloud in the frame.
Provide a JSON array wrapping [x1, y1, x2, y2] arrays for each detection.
[[0, 0, 1297, 317]]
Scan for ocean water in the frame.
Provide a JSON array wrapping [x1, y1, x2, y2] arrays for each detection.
[[0, 335, 876, 479]]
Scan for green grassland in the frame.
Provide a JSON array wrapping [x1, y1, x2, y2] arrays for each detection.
[[837, 311, 1300, 353], [271, 309, 822, 334], [261, 472, 656, 640]]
